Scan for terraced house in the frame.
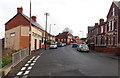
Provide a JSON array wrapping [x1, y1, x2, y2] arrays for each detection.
[[4, 7, 45, 51], [87, 1, 120, 53]]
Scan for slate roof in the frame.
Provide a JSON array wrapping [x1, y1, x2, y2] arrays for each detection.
[[113, 1, 120, 9], [22, 14, 44, 30], [57, 32, 69, 36]]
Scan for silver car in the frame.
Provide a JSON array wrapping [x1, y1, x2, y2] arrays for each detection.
[[49, 43, 57, 49], [77, 44, 89, 52]]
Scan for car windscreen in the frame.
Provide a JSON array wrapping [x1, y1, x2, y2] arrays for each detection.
[[81, 45, 88, 47]]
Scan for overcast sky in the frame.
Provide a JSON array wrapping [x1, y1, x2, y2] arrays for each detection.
[[0, 0, 115, 39]]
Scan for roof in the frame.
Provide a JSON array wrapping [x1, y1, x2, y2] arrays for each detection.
[[5, 13, 44, 30], [113, 1, 120, 9], [88, 26, 94, 32], [22, 14, 44, 30], [57, 32, 70, 36]]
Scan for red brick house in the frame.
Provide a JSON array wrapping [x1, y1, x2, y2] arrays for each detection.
[[5, 7, 45, 51], [87, 1, 120, 54], [55, 32, 73, 45]]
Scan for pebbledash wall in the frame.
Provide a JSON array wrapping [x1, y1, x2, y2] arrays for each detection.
[[5, 25, 44, 51], [87, 1, 120, 53], [4, 7, 45, 51]]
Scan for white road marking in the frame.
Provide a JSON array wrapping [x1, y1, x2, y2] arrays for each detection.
[[28, 66, 32, 70], [16, 71, 23, 75], [21, 67, 26, 71], [31, 63, 35, 66], [27, 61, 31, 63], [34, 56, 40, 61], [30, 56, 36, 61], [24, 71, 30, 75], [33, 60, 36, 63], [24, 64, 29, 66]]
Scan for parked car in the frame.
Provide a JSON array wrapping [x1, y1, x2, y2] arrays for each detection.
[[72, 43, 78, 48], [57, 42, 62, 47], [77, 44, 89, 52], [63, 43, 66, 46], [49, 43, 57, 49]]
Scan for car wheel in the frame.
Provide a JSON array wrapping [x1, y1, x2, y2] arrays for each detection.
[[77, 48, 79, 51]]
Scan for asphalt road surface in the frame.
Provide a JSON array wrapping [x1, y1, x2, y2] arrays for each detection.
[[28, 45, 118, 76], [5, 45, 119, 78]]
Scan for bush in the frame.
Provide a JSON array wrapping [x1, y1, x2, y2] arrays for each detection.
[[2, 48, 19, 67], [2, 58, 12, 67]]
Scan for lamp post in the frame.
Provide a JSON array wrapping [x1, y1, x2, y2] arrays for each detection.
[[44, 13, 49, 50], [29, 0, 32, 55], [49, 24, 56, 34], [80, 31, 84, 38]]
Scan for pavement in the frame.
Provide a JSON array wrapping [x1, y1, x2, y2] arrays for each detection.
[[90, 50, 120, 60]]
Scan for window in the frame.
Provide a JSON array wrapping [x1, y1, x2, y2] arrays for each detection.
[[10, 32, 15, 37], [108, 37, 110, 45], [111, 37, 113, 45], [114, 21, 117, 30], [112, 21, 114, 31], [101, 26, 103, 33], [109, 22, 111, 31], [112, 8, 115, 16]]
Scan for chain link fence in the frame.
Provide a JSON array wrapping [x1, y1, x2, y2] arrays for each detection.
[[12, 48, 29, 67]]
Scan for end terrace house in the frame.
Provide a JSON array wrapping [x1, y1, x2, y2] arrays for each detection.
[[87, 1, 120, 53], [5, 7, 45, 51]]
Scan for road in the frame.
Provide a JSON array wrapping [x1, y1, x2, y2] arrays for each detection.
[[6, 45, 118, 77]]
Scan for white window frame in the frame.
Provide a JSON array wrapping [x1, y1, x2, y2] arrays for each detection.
[[101, 26, 103, 33], [112, 21, 114, 31], [109, 22, 111, 31], [112, 8, 115, 16], [10, 32, 15, 37]]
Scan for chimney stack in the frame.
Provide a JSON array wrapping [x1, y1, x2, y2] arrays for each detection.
[[99, 19, 104, 24], [17, 7, 23, 13], [95, 23, 98, 26], [31, 16, 37, 22]]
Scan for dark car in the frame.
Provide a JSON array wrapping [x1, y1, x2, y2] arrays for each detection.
[[57, 42, 62, 47], [72, 43, 78, 48]]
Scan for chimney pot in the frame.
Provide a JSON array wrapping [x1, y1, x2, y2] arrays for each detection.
[[95, 23, 98, 26], [17, 7, 23, 13], [31, 16, 37, 22], [99, 19, 104, 24]]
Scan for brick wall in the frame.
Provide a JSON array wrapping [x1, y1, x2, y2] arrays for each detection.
[[94, 46, 120, 53]]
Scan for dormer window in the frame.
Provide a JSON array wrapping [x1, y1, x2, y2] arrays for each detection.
[[112, 8, 115, 16]]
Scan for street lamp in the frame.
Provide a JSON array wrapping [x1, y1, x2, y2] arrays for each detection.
[[80, 31, 84, 38], [29, 0, 32, 55], [49, 24, 56, 34], [44, 13, 49, 50]]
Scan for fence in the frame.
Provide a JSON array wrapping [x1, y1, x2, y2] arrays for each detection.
[[12, 48, 29, 67]]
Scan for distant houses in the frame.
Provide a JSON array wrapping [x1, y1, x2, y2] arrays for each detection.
[[87, 1, 120, 53], [55, 32, 73, 45]]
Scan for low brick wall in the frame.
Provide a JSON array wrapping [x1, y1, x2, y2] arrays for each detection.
[[94, 46, 120, 54], [0, 63, 12, 77]]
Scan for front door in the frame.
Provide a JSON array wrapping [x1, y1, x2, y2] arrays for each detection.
[[39, 40, 41, 49], [35, 39, 37, 50]]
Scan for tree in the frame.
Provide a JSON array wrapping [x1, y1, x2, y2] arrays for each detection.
[[63, 27, 73, 34]]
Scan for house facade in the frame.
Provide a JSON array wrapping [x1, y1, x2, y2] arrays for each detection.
[[87, 1, 120, 53], [55, 32, 73, 45], [5, 7, 45, 51]]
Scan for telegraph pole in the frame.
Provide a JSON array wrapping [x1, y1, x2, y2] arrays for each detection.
[[44, 13, 49, 50], [29, 0, 32, 55]]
